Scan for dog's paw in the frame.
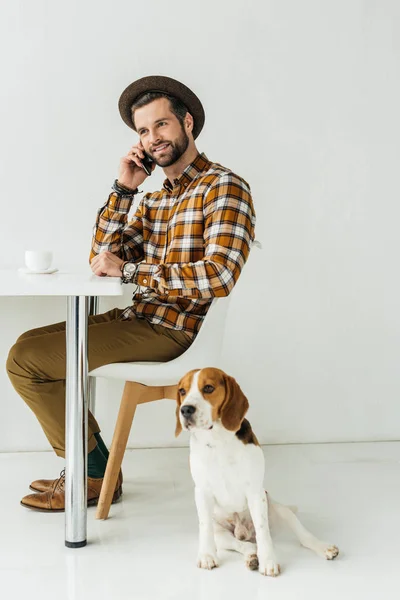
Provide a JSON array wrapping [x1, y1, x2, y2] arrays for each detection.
[[245, 553, 259, 571], [323, 545, 339, 560], [258, 557, 281, 577], [197, 553, 219, 570]]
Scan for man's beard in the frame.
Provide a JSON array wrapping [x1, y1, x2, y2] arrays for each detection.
[[150, 125, 189, 167]]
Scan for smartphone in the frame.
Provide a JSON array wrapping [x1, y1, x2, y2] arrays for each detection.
[[141, 152, 154, 176]]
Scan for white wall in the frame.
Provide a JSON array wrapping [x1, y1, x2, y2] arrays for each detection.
[[0, 0, 399, 452]]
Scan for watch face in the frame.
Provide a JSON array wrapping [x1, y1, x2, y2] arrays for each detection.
[[123, 262, 136, 280]]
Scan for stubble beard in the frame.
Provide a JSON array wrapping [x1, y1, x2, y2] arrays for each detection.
[[150, 125, 190, 168]]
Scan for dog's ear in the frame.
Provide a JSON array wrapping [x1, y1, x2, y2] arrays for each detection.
[[220, 374, 249, 432], [175, 384, 182, 438]]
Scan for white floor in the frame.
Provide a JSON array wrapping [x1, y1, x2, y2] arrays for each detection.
[[1, 441, 399, 600]]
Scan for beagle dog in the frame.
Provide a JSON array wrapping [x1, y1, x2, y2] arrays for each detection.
[[175, 367, 339, 577]]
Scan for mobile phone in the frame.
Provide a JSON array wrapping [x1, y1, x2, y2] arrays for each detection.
[[141, 153, 154, 176]]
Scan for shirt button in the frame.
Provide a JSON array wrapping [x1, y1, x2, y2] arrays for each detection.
[[183, 183, 188, 187], [143, 278, 148, 284]]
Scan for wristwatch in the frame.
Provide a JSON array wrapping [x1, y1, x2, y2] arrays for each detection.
[[121, 261, 137, 284]]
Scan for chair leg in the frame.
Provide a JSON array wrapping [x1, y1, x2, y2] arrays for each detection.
[[96, 381, 178, 520], [96, 381, 139, 520]]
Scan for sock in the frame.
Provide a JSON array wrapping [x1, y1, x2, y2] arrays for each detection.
[[94, 432, 109, 460], [87, 443, 108, 479]]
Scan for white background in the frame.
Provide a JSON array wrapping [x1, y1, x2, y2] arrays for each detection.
[[0, 0, 399, 452]]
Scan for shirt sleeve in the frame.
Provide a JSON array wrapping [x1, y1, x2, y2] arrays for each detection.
[[89, 193, 145, 263], [135, 172, 256, 298]]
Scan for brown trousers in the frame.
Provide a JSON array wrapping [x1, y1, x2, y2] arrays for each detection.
[[6, 308, 192, 457]]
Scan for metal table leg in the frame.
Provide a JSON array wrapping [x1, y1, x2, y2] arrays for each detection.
[[65, 296, 88, 548]]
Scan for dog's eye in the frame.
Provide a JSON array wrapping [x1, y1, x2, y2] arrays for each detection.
[[179, 388, 186, 396], [203, 385, 215, 394]]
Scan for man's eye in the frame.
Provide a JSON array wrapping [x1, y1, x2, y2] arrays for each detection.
[[158, 122, 166, 127], [203, 385, 215, 394], [179, 388, 186, 396]]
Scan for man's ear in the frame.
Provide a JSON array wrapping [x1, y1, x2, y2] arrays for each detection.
[[184, 111, 194, 135], [175, 386, 182, 438], [220, 374, 249, 432]]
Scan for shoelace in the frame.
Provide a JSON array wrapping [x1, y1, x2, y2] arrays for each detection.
[[55, 468, 65, 491]]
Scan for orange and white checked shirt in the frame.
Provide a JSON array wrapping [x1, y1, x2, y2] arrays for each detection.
[[90, 153, 256, 338]]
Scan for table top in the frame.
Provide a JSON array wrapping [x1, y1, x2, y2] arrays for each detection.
[[0, 268, 123, 297]]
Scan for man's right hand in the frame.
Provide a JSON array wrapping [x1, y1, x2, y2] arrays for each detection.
[[117, 142, 156, 191]]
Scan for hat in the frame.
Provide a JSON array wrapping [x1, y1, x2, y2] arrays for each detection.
[[118, 75, 205, 139]]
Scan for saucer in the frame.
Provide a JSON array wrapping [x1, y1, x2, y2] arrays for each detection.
[[18, 267, 58, 275]]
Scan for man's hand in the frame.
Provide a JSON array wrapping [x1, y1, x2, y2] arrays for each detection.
[[118, 142, 156, 190], [90, 251, 125, 277]]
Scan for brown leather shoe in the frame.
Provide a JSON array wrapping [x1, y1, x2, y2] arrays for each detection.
[[30, 468, 123, 492], [21, 470, 123, 512]]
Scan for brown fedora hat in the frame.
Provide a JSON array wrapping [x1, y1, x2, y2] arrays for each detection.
[[118, 75, 205, 139]]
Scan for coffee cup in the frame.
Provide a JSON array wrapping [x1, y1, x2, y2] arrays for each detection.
[[25, 250, 53, 271]]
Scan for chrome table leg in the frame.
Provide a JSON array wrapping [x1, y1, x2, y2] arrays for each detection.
[[65, 296, 88, 548]]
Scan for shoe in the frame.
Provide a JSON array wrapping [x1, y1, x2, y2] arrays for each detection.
[[21, 469, 123, 512], [30, 468, 123, 492]]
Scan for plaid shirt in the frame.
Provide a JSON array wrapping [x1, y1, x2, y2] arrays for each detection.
[[90, 152, 256, 338]]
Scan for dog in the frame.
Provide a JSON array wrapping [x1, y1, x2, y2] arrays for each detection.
[[175, 367, 339, 576]]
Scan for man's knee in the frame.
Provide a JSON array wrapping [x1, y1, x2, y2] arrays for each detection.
[[6, 337, 41, 380], [6, 341, 26, 378], [7, 328, 40, 378], [7, 333, 66, 383]]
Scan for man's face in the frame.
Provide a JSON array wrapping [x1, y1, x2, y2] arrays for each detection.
[[133, 97, 190, 167]]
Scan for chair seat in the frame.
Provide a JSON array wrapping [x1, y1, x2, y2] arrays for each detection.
[[89, 296, 230, 386], [90, 358, 203, 387]]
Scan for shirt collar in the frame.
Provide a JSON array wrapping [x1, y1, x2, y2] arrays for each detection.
[[163, 152, 211, 192]]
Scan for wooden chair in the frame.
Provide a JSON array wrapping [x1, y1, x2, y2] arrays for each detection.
[[90, 296, 232, 519]]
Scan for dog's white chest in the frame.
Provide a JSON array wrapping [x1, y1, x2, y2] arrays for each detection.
[[189, 427, 262, 514]]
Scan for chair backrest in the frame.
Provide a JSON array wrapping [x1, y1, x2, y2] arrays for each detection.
[[133, 240, 262, 374], [169, 295, 232, 369]]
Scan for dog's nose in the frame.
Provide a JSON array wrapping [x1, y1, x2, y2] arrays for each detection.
[[181, 405, 196, 418]]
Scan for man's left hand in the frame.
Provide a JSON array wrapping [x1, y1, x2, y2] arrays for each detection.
[[90, 251, 124, 277]]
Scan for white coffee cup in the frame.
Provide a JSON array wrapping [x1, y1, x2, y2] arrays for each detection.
[[25, 250, 53, 271]]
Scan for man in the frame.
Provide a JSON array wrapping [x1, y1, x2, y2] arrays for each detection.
[[7, 76, 256, 511]]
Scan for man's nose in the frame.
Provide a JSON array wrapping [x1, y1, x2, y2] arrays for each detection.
[[181, 405, 196, 418], [148, 130, 161, 146]]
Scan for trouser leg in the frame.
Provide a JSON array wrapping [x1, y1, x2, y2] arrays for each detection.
[[6, 308, 192, 457]]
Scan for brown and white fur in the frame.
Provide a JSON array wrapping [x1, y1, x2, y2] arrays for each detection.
[[175, 367, 339, 577]]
